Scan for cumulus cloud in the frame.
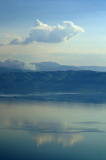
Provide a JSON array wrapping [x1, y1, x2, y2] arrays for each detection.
[[23, 63, 36, 71], [10, 19, 85, 45]]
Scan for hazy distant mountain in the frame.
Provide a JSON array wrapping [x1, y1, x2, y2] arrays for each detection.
[[31, 62, 61, 71], [31, 61, 85, 71], [0, 59, 25, 69], [31, 61, 106, 72], [78, 66, 106, 72], [0, 59, 36, 72], [0, 59, 106, 72]]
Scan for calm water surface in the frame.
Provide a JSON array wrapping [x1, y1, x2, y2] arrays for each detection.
[[0, 97, 106, 160]]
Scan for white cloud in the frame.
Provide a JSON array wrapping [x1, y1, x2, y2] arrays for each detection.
[[10, 19, 85, 45]]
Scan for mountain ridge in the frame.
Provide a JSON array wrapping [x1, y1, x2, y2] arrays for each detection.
[[0, 70, 106, 94], [0, 59, 106, 72]]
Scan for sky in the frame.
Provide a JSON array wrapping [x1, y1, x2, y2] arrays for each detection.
[[0, 0, 106, 66]]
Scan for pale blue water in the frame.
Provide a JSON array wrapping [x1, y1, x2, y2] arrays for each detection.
[[0, 96, 106, 160]]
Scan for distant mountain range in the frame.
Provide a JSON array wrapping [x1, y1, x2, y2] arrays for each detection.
[[0, 59, 106, 94], [0, 70, 106, 94], [0, 59, 106, 72], [0, 59, 36, 72]]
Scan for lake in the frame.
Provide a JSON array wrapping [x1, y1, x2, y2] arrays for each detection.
[[0, 94, 106, 160]]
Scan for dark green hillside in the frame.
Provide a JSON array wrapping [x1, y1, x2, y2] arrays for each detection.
[[0, 70, 106, 93]]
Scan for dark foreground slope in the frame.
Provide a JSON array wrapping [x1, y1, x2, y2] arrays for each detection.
[[0, 70, 106, 94]]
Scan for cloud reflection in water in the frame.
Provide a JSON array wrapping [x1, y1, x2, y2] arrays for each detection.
[[34, 134, 83, 148]]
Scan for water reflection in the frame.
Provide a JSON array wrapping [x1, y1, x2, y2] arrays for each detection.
[[34, 134, 83, 147], [0, 119, 104, 134], [1, 99, 106, 160]]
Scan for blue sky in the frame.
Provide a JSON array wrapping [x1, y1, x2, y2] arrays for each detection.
[[0, 0, 106, 65]]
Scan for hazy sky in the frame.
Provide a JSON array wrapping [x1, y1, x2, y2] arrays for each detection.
[[0, 0, 106, 65]]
